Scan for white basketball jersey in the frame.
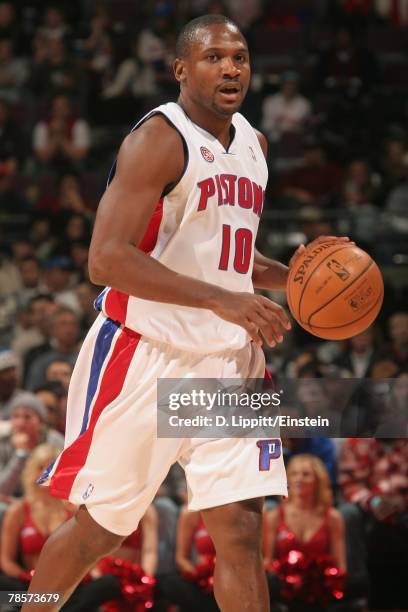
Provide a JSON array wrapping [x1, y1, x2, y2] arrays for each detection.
[[96, 102, 268, 352]]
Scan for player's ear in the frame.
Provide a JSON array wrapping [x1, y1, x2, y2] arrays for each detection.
[[174, 58, 187, 83]]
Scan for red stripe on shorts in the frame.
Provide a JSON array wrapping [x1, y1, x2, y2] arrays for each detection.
[[49, 328, 140, 499], [103, 198, 164, 323]]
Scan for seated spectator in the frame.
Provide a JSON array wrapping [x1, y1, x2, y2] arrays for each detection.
[[342, 159, 381, 208], [37, 172, 95, 217], [22, 294, 58, 381], [276, 139, 343, 209], [45, 358, 72, 392], [296, 377, 340, 435], [261, 71, 311, 166], [0, 154, 30, 214], [386, 178, 408, 234], [369, 358, 400, 379], [0, 392, 64, 499], [56, 213, 92, 257], [37, 5, 70, 43], [0, 349, 22, 419], [266, 455, 347, 611], [29, 216, 57, 262], [43, 257, 81, 313], [0, 98, 26, 171], [0, 37, 28, 103], [16, 256, 46, 307], [379, 137, 408, 197], [0, 246, 20, 297], [335, 326, 383, 378], [339, 437, 408, 608], [29, 37, 80, 100], [0, 443, 118, 611], [160, 507, 218, 612], [387, 311, 408, 368], [34, 382, 65, 433], [101, 38, 156, 99], [25, 307, 81, 391], [316, 27, 379, 94], [0, 2, 18, 48], [33, 94, 91, 171]]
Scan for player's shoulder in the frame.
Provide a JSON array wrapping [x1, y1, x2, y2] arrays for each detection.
[[119, 107, 185, 170], [124, 113, 182, 150]]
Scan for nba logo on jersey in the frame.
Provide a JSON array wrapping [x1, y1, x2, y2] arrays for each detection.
[[257, 439, 281, 471], [200, 146, 214, 162], [249, 145, 257, 161], [82, 482, 94, 500]]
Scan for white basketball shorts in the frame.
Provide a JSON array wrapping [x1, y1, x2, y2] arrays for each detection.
[[39, 314, 287, 535]]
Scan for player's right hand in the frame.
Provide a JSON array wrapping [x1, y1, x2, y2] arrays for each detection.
[[212, 291, 291, 347]]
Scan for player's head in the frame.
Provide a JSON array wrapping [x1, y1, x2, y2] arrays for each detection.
[[174, 15, 250, 118]]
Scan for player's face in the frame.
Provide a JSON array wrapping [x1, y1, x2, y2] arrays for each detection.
[[175, 24, 250, 117]]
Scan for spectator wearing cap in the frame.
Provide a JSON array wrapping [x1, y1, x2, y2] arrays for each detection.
[[43, 255, 81, 314], [25, 307, 80, 391], [261, 71, 311, 170], [0, 349, 22, 420], [0, 392, 64, 500]]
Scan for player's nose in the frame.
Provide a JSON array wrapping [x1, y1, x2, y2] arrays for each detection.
[[220, 56, 240, 77]]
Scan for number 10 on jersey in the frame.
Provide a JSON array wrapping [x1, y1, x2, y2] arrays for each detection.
[[219, 224, 253, 274]]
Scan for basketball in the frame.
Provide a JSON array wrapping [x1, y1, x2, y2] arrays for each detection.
[[287, 241, 384, 340]]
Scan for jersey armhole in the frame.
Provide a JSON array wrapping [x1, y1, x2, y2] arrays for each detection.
[[133, 111, 189, 197], [106, 111, 189, 196]]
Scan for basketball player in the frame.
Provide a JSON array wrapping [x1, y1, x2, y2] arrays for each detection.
[[23, 15, 349, 612]]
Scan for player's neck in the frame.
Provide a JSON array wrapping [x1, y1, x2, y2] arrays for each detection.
[[178, 96, 233, 150]]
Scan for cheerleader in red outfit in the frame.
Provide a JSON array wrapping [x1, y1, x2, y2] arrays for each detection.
[[161, 507, 219, 612], [265, 454, 346, 611], [0, 444, 117, 611]]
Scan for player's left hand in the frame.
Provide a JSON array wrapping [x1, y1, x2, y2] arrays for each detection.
[[289, 236, 354, 269]]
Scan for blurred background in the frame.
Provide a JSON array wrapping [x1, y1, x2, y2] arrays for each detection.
[[0, 1, 407, 611]]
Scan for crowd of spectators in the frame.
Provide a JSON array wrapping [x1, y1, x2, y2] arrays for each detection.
[[0, 0, 407, 610]]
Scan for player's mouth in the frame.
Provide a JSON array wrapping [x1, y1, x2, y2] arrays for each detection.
[[217, 83, 242, 101]]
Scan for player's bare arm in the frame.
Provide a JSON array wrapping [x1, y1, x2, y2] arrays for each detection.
[[89, 116, 289, 347]]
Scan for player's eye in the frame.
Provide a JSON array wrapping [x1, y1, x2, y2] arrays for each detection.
[[235, 54, 246, 62], [207, 54, 219, 62]]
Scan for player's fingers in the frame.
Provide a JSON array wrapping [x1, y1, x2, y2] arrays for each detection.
[[259, 298, 291, 330], [244, 320, 263, 346], [289, 244, 306, 267], [249, 311, 277, 346], [254, 307, 284, 343]]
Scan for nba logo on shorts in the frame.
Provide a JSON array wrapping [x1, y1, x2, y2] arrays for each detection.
[[257, 439, 281, 471], [200, 146, 214, 162], [82, 482, 94, 500]]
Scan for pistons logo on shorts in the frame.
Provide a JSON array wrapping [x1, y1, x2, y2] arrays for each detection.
[[257, 439, 281, 471], [200, 146, 214, 162]]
